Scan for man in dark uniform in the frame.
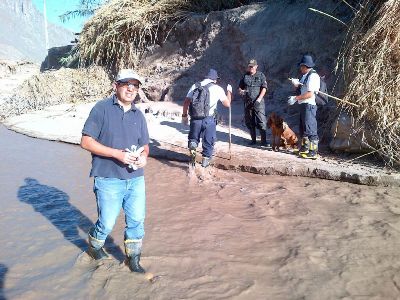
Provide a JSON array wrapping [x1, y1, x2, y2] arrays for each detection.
[[238, 59, 268, 145]]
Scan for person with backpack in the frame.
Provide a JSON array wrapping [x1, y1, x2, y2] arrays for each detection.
[[238, 59, 268, 146], [181, 69, 232, 167], [288, 55, 321, 159]]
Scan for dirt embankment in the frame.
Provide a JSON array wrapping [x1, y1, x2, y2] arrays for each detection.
[[138, 1, 346, 104]]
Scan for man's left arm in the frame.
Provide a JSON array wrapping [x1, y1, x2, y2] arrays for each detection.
[[135, 114, 150, 168], [256, 73, 268, 103], [221, 84, 232, 107]]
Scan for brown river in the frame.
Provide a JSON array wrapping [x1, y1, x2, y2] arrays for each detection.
[[1, 125, 400, 300]]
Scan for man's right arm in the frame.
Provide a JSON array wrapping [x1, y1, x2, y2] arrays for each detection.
[[182, 97, 191, 117], [238, 77, 246, 95], [81, 135, 121, 159], [81, 135, 136, 165]]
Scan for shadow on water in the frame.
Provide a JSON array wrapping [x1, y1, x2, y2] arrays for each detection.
[[0, 263, 7, 300], [17, 178, 125, 262]]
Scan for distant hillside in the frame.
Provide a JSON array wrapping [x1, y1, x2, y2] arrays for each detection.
[[0, 0, 74, 63]]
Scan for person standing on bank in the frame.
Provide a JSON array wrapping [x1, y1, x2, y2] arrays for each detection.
[[81, 69, 150, 273], [182, 68, 232, 167], [288, 55, 321, 159], [238, 59, 268, 145]]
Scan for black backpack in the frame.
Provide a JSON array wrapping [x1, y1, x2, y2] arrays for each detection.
[[189, 82, 213, 119], [295, 69, 328, 105]]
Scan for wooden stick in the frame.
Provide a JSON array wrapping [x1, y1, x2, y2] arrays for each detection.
[[288, 78, 359, 107], [229, 104, 232, 160], [317, 90, 360, 107]]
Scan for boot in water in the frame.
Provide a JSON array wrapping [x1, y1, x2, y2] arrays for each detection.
[[87, 232, 110, 260], [127, 254, 146, 273], [87, 246, 111, 260]]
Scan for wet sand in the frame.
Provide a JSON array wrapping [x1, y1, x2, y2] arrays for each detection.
[[1, 125, 400, 300]]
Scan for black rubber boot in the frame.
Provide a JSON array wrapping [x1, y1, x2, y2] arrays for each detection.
[[125, 240, 146, 273], [260, 129, 267, 146], [87, 246, 110, 260], [127, 254, 146, 273], [87, 233, 110, 260], [249, 127, 257, 145]]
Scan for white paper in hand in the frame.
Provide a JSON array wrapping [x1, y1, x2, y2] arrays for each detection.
[[287, 96, 297, 106], [291, 78, 300, 86], [125, 145, 144, 170]]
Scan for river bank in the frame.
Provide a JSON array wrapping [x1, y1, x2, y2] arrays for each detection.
[[3, 100, 400, 187]]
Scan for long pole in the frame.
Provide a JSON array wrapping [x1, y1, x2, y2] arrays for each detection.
[[43, 0, 50, 69], [288, 78, 359, 107], [316, 90, 359, 107], [229, 104, 232, 160]]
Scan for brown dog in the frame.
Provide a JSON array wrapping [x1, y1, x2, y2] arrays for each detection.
[[267, 112, 298, 151]]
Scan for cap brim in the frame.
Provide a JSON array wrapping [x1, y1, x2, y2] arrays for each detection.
[[299, 63, 315, 68], [117, 77, 141, 84], [248, 64, 257, 67]]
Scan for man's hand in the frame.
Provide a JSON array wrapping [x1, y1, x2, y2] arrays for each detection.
[[134, 154, 147, 168], [287, 96, 297, 106], [255, 97, 262, 103], [181, 115, 189, 125], [123, 146, 146, 169], [227, 84, 232, 93], [238, 88, 246, 96], [113, 149, 138, 165], [290, 78, 300, 87]]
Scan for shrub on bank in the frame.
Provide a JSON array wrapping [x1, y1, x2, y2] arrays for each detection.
[[337, 0, 400, 165], [78, 0, 249, 70]]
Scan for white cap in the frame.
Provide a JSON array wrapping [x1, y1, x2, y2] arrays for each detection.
[[116, 69, 143, 84]]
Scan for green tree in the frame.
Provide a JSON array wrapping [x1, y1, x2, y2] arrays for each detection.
[[59, 0, 107, 22]]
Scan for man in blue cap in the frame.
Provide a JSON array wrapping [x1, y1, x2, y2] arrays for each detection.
[[288, 55, 321, 159], [182, 68, 232, 167]]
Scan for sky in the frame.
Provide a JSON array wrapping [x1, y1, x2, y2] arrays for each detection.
[[31, 0, 90, 33]]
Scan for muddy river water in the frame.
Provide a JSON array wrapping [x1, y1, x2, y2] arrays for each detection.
[[1, 125, 400, 300]]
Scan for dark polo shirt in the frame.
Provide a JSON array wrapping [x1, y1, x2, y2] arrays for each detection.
[[82, 95, 150, 179]]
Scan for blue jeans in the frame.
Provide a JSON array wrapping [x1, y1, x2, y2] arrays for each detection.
[[299, 103, 318, 142], [89, 176, 146, 248], [188, 116, 216, 158]]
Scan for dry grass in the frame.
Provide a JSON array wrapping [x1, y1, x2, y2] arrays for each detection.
[[337, 0, 400, 165], [0, 66, 112, 120], [77, 0, 248, 70]]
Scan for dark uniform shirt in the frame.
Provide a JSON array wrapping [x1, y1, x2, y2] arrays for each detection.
[[82, 95, 150, 179], [239, 71, 268, 101]]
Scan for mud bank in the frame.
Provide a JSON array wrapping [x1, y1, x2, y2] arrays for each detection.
[[3, 102, 399, 187]]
